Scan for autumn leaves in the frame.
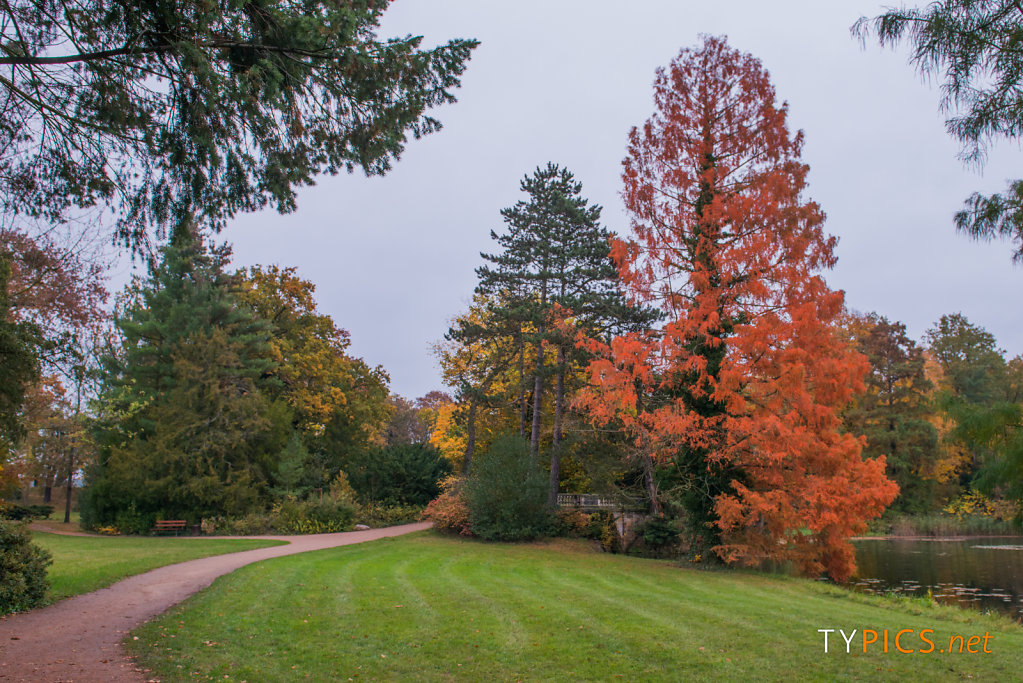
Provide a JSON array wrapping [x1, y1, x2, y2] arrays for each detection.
[[577, 37, 896, 579]]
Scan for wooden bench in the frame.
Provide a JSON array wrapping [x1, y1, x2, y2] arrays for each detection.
[[154, 520, 187, 536]]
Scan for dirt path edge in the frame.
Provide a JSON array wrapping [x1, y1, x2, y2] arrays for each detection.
[[0, 522, 432, 682]]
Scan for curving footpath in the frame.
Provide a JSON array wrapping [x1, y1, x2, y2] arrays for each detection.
[[0, 522, 431, 682]]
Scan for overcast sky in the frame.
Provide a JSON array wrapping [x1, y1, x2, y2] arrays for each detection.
[[181, 1, 1021, 399]]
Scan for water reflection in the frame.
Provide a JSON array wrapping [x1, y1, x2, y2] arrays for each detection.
[[850, 538, 1023, 619]]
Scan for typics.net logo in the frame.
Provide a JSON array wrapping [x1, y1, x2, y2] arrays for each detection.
[[818, 628, 994, 654]]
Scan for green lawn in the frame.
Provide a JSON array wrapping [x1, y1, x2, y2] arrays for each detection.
[[127, 532, 1023, 682], [33, 532, 285, 602]]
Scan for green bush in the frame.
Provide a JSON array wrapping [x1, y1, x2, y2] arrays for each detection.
[[583, 510, 611, 540], [0, 521, 52, 615], [465, 434, 553, 542], [356, 502, 423, 527], [272, 498, 354, 534], [0, 503, 55, 521], [345, 442, 453, 506], [642, 515, 681, 548], [221, 513, 273, 536], [203, 498, 356, 535], [114, 505, 156, 535]]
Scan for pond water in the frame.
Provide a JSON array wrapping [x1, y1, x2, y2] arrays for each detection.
[[850, 538, 1023, 620]]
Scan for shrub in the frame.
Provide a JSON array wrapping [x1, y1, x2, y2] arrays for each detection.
[[944, 490, 1017, 522], [357, 502, 423, 527], [600, 515, 622, 553], [0, 503, 54, 521], [114, 505, 155, 535], [642, 515, 681, 547], [196, 498, 356, 536], [0, 521, 52, 615], [28, 504, 54, 519], [583, 511, 611, 540], [270, 498, 355, 534], [328, 471, 359, 507], [422, 477, 471, 535], [639, 515, 682, 557], [555, 508, 592, 538], [346, 443, 453, 506], [465, 434, 553, 542], [222, 513, 273, 536]]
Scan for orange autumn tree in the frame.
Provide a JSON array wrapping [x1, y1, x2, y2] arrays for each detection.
[[576, 36, 897, 580]]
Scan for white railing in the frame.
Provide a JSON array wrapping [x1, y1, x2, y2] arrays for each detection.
[[556, 493, 616, 509]]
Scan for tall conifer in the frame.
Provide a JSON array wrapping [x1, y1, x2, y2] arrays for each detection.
[[476, 163, 651, 503], [85, 228, 284, 525]]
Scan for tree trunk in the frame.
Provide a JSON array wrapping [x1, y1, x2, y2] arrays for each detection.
[[530, 338, 544, 466], [634, 378, 661, 515], [64, 447, 74, 524], [65, 378, 83, 524], [43, 485, 52, 503], [643, 453, 662, 515], [518, 331, 527, 437], [547, 346, 566, 506], [463, 398, 478, 475]]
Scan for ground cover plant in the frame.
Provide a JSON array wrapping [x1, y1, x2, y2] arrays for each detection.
[[32, 532, 284, 603], [128, 533, 1023, 682]]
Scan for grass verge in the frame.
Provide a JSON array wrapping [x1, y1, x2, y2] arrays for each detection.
[[128, 533, 1022, 682], [33, 532, 285, 602]]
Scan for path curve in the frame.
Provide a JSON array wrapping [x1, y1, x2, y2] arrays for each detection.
[[0, 522, 431, 682]]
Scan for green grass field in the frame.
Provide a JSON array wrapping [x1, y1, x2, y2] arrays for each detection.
[[33, 532, 285, 602], [126, 532, 1023, 682]]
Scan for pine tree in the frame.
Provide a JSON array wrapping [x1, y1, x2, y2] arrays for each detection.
[[845, 314, 938, 512], [0, 2, 477, 247], [85, 228, 287, 526], [475, 163, 652, 503], [855, 2, 1023, 261]]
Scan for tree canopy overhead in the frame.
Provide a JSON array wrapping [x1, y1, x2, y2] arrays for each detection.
[[0, 0, 478, 249], [854, 1, 1023, 262]]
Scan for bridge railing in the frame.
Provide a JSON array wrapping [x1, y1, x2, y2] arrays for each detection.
[[556, 493, 617, 510]]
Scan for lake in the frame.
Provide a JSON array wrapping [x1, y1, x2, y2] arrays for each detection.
[[851, 538, 1023, 620]]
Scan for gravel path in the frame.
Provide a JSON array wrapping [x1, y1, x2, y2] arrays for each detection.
[[0, 522, 431, 682]]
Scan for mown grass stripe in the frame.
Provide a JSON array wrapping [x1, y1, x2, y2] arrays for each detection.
[[127, 533, 1023, 683]]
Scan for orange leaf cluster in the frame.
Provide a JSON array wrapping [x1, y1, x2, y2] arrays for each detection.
[[576, 36, 897, 580]]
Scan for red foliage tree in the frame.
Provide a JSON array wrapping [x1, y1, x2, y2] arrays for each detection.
[[2, 228, 108, 338], [576, 36, 897, 580]]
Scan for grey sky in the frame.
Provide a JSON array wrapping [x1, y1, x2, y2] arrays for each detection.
[[211, 1, 1020, 399]]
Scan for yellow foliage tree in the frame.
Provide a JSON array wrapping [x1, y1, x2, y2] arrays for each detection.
[[240, 265, 389, 441]]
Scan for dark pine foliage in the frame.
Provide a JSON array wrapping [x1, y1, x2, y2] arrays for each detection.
[[0, 1, 478, 250]]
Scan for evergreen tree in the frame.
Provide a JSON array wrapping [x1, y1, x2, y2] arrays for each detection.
[[0, 2, 477, 247], [475, 163, 653, 503], [84, 228, 287, 527], [846, 314, 938, 512], [274, 433, 310, 498], [855, 2, 1023, 261]]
